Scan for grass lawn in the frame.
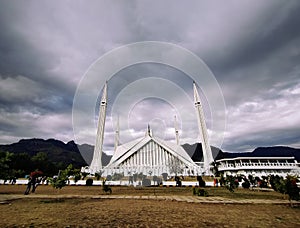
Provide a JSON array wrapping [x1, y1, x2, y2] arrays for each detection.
[[0, 184, 287, 200]]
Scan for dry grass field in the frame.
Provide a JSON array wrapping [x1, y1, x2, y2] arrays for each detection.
[[0, 185, 299, 227]]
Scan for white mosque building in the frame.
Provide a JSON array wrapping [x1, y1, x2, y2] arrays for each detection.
[[83, 81, 213, 176]]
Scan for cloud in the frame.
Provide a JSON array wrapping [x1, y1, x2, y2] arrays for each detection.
[[223, 80, 300, 151], [0, 0, 300, 154], [0, 109, 73, 144]]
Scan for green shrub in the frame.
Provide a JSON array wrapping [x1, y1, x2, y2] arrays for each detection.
[[197, 176, 206, 187], [106, 175, 112, 181], [86, 178, 93, 186], [242, 181, 250, 189], [225, 175, 238, 192], [142, 178, 151, 186], [193, 187, 208, 197], [161, 173, 168, 181], [102, 180, 112, 194]]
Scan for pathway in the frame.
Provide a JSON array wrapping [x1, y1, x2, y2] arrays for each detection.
[[0, 194, 299, 205]]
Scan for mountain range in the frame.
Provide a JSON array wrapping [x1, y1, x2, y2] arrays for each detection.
[[0, 138, 299, 168]]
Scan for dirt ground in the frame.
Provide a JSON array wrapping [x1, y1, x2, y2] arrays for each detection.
[[1, 198, 300, 227], [0, 185, 299, 227]]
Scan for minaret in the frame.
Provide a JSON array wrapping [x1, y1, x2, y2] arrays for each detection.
[[193, 81, 213, 174], [90, 82, 107, 173], [114, 115, 119, 152], [174, 115, 179, 145], [146, 124, 152, 137]]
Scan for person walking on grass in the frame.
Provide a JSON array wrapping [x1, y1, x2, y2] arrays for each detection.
[[24, 170, 43, 195]]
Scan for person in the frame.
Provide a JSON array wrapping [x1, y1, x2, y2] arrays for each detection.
[[24, 176, 33, 195], [31, 176, 38, 193], [10, 177, 17, 185], [24, 170, 42, 195], [175, 176, 182, 187]]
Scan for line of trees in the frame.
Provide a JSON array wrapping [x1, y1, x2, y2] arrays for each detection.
[[0, 151, 71, 181]]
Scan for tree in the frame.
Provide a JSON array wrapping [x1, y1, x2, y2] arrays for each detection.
[[241, 176, 250, 189], [48, 171, 68, 189], [11, 153, 32, 177], [219, 174, 225, 187], [31, 152, 58, 176], [95, 171, 103, 180], [32, 152, 47, 164], [225, 175, 239, 192], [270, 175, 300, 206], [248, 174, 256, 187], [285, 176, 300, 204], [210, 161, 220, 177], [48, 164, 80, 189], [0, 152, 14, 181]]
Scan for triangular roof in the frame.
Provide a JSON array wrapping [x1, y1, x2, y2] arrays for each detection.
[[152, 136, 194, 163], [106, 134, 195, 168]]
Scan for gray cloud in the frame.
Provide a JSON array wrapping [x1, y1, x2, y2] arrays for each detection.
[[0, 0, 299, 154]]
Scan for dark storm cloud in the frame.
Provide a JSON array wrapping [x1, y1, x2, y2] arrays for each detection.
[[208, 1, 300, 72], [0, 0, 299, 152]]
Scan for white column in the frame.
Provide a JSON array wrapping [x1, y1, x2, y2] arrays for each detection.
[[139, 148, 141, 166], [90, 82, 107, 173], [143, 147, 146, 165], [193, 82, 213, 174], [134, 153, 136, 166], [154, 143, 157, 167], [158, 144, 161, 167]]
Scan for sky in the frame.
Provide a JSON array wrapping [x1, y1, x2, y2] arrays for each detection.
[[0, 0, 300, 154]]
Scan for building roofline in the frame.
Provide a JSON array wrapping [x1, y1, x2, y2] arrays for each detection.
[[216, 157, 296, 162]]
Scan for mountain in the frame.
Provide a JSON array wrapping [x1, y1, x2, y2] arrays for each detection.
[[0, 138, 112, 168], [77, 143, 112, 166], [182, 143, 300, 162], [182, 143, 223, 162]]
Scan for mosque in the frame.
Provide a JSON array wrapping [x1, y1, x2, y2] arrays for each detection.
[[82, 82, 213, 176]]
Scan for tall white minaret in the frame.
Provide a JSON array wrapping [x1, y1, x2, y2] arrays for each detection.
[[114, 115, 119, 152], [174, 115, 179, 145], [90, 82, 107, 173], [193, 81, 213, 174]]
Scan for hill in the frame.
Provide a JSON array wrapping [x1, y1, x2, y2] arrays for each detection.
[[183, 143, 300, 162], [0, 138, 112, 168], [182, 143, 222, 162]]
